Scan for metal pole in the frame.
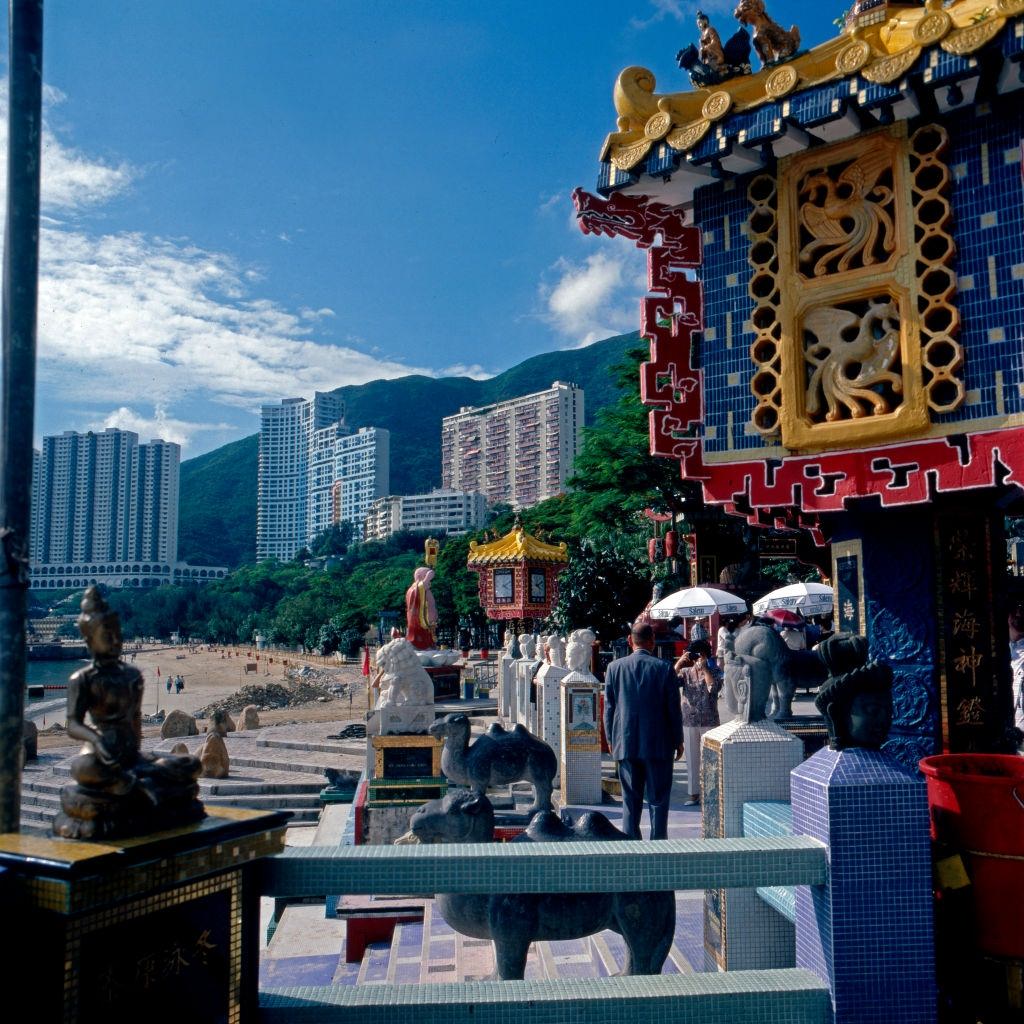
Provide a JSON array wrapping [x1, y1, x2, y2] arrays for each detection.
[[0, 0, 44, 833]]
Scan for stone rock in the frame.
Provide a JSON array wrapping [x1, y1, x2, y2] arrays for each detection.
[[170, 742, 190, 755], [222, 712, 236, 733], [22, 719, 37, 762], [161, 709, 198, 739], [200, 732, 229, 779], [239, 705, 260, 730]]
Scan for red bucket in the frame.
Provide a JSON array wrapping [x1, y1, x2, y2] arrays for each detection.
[[919, 754, 1024, 959]]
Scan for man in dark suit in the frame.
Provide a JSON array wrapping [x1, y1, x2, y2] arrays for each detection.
[[603, 623, 684, 839]]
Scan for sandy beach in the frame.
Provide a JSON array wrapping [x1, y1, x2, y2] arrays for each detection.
[[33, 643, 371, 750]]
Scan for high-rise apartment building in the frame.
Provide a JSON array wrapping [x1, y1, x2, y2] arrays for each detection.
[[364, 490, 489, 541], [440, 382, 584, 509], [31, 428, 180, 567], [258, 393, 389, 559]]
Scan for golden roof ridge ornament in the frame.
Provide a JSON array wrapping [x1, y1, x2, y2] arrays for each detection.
[[467, 523, 569, 565], [605, 0, 1012, 169]]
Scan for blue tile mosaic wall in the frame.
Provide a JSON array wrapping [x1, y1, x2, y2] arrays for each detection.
[[835, 507, 941, 766], [692, 173, 760, 456], [689, 90, 1024, 458]]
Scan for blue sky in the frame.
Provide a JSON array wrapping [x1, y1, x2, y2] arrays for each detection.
[[14, 0, 839, 457]]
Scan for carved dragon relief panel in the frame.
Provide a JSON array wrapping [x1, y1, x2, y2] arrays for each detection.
[[747, 123, 961, 450]]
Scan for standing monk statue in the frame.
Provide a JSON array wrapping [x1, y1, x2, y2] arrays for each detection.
[[53, 587, 204, 840], [406, 566, 438, 650]]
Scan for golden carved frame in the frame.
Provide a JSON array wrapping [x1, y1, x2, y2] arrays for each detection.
[[776, 124, 929, 449]]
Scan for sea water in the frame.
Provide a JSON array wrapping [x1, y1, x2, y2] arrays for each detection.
[[26, 659, 87, 690]]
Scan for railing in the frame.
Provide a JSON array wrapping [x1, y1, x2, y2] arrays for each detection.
[[257, 836, 832, 1023]]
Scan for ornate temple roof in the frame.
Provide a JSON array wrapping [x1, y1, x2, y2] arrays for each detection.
[[599, 0, 1024, 196], [466, 527, 569, 566]]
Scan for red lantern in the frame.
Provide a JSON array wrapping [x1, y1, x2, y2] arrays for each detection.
[[664, 530, 678, 558], [648, 537, 664, 563]]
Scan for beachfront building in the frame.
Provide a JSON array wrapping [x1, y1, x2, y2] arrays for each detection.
[[258, 393, 345, 561], [258, 393, 389, 558], [315, 427, 390, 542], [31, 428, 180, 568], [29, 427, 228, 590], [364, 489, 488, 541], [440, 381, 583, 509]]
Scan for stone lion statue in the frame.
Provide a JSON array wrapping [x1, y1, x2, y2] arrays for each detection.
[[375, 637, 434, 708]]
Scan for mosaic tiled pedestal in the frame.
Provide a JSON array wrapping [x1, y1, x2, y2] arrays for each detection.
[[363, 734, 446, 845], [792, 747, 935, 1024], [515, 657, 541, 733], [536, 662, 567, 776], [701, 718, 803, 971], [559, 671, 603, 806], [499, 654, 515, 721], [0, 807, 287, 1024]]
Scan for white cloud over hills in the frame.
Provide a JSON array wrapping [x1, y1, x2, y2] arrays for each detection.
[[541, 244, 646, 349]]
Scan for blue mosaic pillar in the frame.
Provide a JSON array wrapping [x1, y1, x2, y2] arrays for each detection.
[[831, 500, 1013, 762], [830, 505, 940, 769], [792, 747, 935, 1024]]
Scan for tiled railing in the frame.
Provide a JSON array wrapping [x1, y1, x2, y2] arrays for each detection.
[[258, 836, 831, 1023]]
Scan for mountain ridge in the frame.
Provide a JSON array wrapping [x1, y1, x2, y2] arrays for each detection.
[[178, 330, 641, 567]]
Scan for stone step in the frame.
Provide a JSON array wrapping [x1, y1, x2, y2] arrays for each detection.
[[387, 922, 426, 985], [204, 792, 323, 811], [355, 941, 392, 986], [256, 736, 366, 757]]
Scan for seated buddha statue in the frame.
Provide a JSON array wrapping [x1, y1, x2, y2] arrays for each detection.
[[53, 587, 205, 840]]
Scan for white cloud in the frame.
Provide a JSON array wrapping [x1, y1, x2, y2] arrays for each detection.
[[629, 0, 734, 30], [541, 247, 644, 348], [439, 363, 494, 380], [36, 227, 440, 418], [0, 83, 135, 216], [630, 0, 686, 30], [97, 405, 233, 448]]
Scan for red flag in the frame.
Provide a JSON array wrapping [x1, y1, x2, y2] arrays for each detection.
[[156, 666, 160, 676], [362, 647, 371, 677]]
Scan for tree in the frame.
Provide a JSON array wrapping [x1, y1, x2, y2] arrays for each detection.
[[551, 540, 651, 644], [568, 345, 692, 539], [310, 523, 352, 558]]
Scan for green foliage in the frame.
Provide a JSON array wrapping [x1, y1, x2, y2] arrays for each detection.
[[568, 345, 693, 539], [309, 523, 352, 557], [551, 541, 651, 643], [177, 435, 257, 567]]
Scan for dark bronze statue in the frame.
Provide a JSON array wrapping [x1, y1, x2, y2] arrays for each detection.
[[814, 635, 894, 751], [677, 10, 752, 87], [53, 587, 204, 839]]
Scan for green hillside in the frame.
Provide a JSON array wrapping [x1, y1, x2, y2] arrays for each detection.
[[178, 330, 639, 567], [178, 434, 258, 567]]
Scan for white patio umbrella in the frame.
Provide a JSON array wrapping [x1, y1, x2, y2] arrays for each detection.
[[753, 582, 835, 616], [650, 586, 747, 620]]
